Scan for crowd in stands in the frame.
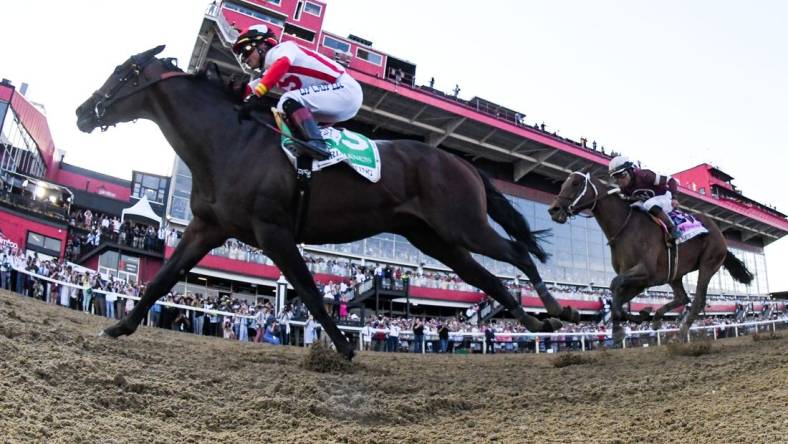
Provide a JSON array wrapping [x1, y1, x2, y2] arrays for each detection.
[[65, 208, 165, 261], [166, 231, 773, 311], [2, 242, 784, 356]]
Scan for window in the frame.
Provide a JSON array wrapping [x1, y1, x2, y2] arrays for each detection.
[[356, 48, 383, 66], [169, 195, 193, 222], [0, 107, 46, 177], [99, 250, 119, 269], [132, 172, 168, 205], [27, 231, 61, 257], [322, 35, 350, 54], [294, 1, 303, 20], [141, 174, 160, 189], [283, 23, 315, 42], [304, 1, 322, 16], [167, 157, 193, 223], [0, 102, 8, 128], [119, 255, 139, 274], [99, 251, 139, 283], [222, 2, 285, 27], [699, 187, 705, 195]]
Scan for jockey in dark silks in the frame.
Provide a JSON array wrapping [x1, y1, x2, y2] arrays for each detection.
[[609, 156, 682, 241]]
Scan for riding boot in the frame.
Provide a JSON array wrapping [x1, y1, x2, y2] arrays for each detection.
[[282, 100, 331, 160], [650, 207, 681, 242]]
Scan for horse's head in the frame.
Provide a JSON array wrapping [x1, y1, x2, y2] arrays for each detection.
[[76, 45, 182, 133], [548, 170, 602, 223]]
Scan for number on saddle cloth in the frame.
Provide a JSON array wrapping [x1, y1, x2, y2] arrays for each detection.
[[668, 209, 708, 244], [271, 107, 382, 183]]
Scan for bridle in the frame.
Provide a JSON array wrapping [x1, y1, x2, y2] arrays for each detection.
[[90, 54, 188, 131], [556, 171, 634, 245], [555, 172, 601, 218]]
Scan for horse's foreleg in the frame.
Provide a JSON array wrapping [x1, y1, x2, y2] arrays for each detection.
[[652, 280, 690, 331], [609, 265, 648, 343], [254, 224, 354, 360], [103, 218, 225, 338]]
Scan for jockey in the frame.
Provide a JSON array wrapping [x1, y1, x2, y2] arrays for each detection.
[[608, 156, 682, 241], [232, 24, 363, 160]]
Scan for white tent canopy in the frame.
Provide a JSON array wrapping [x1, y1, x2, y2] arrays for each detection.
[[121, 195, 162, 227]]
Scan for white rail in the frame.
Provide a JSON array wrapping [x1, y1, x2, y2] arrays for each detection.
[[10, 266, 785, 354]]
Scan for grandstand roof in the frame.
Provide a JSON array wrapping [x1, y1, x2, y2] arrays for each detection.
[[187, 5, 787, 247]]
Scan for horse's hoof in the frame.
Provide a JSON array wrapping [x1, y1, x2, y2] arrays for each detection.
[[344, 348, 356, 362], [651, 320, 662, 331], [639, 307, 653, 322], [541, 318, 563, 332], [103, 321, 135, 339], [560, 306, 581, 324]]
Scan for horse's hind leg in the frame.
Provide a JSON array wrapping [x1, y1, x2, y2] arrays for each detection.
[[678, 256, 723, 340], [253, 223, 355, 359], [652, 280, 691, 330], [403, 228, 561, 332], [451, 225, 579, 324]]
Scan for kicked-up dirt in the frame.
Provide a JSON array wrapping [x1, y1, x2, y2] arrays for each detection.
[[0, 290, 785, 443]]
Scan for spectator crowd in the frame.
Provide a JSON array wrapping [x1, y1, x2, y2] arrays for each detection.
[[65, 208, 165, 261], [2, 242, 784, 356]]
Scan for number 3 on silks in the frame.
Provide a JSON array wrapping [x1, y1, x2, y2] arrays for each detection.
[[341, 132, 369, 151]]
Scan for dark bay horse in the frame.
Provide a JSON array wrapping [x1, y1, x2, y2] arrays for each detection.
[[75, 46, 579, 359], [547, 171, 753, 341]]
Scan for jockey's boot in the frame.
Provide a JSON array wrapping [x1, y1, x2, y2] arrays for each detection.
[[650, 207, 681, 242], [282, 99, 331, 160]]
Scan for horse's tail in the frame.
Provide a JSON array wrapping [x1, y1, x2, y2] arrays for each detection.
[[723, 250, 754, 285], [477, 169, 551, 263]]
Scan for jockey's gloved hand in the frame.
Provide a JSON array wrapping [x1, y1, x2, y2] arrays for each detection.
[[236, 94, 264, 124]]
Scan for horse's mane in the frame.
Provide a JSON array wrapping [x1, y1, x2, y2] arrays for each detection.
[[182, 62, 278, 114], [191, 71, 240, 102]]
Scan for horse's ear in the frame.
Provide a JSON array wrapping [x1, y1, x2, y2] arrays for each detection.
[[138, 45, 166, 59], [579, 164, 593, 174], [133, 45, 166, 62], [150, 45, 166, 56]]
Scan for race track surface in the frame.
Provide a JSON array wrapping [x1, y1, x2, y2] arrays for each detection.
[[0, 290, 785, 443]]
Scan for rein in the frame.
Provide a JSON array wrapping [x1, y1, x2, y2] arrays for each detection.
[[606, 206, 632, 246], [91, 56, 189, 131]]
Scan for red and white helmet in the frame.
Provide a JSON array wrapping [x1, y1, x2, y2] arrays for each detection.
[[232, 24, 279, 57]]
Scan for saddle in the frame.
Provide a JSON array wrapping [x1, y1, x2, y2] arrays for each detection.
[[271, 109, 381, 182], [646, 208, 708, 283], [270, 109, 381, 240]]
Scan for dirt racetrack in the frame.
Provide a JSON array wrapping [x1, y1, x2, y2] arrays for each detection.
[[0, 290, 785, 443]]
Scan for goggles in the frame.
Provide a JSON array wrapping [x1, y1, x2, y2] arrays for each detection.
[[239, 44, 255, 59]]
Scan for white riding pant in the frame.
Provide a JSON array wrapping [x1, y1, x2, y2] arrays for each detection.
[[276, 73, 363, 124], [631, 191, 674, 213]]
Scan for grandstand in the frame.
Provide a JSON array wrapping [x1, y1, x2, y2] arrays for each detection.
[[175, 0, 786, 318]]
